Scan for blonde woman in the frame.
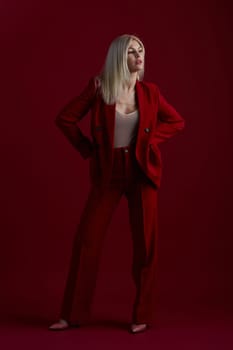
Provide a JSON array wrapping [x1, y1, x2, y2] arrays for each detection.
[[49, 34, 185, 334]]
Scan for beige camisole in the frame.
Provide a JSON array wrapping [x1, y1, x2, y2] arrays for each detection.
[[113, 109, 139, 148]]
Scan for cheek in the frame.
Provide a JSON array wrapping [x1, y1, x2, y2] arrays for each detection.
[[127, 56, 133, 67]]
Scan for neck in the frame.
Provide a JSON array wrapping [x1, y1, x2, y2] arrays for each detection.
[[122, 72, 138, 92]]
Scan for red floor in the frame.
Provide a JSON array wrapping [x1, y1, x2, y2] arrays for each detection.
[[1, 308, 233, 350]]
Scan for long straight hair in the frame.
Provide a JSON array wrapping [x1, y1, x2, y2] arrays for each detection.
[[97, 34, 145, 105]]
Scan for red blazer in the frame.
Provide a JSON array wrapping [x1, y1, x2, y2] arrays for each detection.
[[55, 77, 185, 189]]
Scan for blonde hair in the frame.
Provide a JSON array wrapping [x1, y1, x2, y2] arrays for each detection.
[[97, 34, 145, 104]]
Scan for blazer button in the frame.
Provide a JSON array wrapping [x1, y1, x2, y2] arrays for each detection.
[[144, 127, 150, 133]]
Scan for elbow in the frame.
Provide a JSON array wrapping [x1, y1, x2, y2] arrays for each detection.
[[180, 118, 185, 130], [177, 116, 185, 131], [173, 118, 185, 134]]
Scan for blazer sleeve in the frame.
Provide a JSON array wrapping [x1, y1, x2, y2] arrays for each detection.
[[55, 77, 97, 159], [153, 87, 185, 144]]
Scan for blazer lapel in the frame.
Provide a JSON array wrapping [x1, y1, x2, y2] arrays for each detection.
[[101, 80, 147, 152], [135, 80, 148, 151], [102, 101, 116, 150]]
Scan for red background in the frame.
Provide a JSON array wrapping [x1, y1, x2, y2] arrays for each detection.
[[1, 0, 232, 324]]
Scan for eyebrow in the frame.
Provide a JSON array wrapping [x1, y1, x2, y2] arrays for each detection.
[[128, 46, 143, 50]]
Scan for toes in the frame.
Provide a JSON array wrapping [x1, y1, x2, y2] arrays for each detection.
[[130, 323, 147, 333], [48, 320, 69, 330]]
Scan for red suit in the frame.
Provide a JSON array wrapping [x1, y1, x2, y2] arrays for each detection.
[[55, 77, 185, 325]]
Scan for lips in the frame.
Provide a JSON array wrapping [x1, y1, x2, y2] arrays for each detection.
[[136, 59, 142, 64]]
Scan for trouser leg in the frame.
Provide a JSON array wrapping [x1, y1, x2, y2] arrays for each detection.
[[126, 154, 159, 324], [59, 184, 123, 324]]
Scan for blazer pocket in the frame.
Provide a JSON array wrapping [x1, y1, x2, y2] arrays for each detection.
[[149, 142, 162, 164], [149, 142, 158, 151]]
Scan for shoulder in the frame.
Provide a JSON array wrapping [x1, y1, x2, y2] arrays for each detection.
[[85, 75, 102, 95], [87, 75, 101, 88], [78, 76, 101, 99], [138, 80, 160, 96]]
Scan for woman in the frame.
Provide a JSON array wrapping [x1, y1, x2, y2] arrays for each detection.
[[49, 34, 185, 334]]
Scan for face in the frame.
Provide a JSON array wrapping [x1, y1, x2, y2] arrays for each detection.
[[127, 39, 145, 73]]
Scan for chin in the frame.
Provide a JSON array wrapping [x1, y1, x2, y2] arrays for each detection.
[[136, 64, 144, 70], [129, 67, 143, 75], [136, 67, 144, 73]]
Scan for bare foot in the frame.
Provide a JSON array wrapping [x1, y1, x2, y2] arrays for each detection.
[[48, 319, 69, 330], [130, 323, 148, 333]]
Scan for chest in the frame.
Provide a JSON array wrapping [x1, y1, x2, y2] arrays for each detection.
[[90, 82, 159, 145], [115, 90, 138, 114]]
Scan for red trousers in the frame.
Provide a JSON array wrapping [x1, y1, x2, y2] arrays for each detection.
[[59, 143, 159, 325]]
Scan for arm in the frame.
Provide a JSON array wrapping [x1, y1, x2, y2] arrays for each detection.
[[153, 87, 185, 144], [55, 77, 97, 159]]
